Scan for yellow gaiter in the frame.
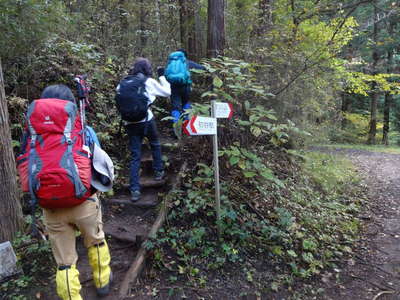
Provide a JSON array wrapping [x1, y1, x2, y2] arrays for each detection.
[[56, 265, 82, 300], [88, 241, 112, 296]]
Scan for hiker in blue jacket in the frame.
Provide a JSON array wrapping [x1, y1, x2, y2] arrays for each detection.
[[163, 49, 205, 135]]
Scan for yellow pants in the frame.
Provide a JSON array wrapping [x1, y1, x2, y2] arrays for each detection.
[[43, 194, 105, 266]]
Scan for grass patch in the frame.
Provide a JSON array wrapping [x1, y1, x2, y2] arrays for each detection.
[[314, 143, 400, 155]]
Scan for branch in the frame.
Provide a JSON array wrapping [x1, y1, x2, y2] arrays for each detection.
[[272, 1, 365, 96]]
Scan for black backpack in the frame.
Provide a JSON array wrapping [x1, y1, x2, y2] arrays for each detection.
[[115, 73, 149, 122]]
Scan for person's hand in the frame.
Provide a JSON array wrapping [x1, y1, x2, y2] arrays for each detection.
[[157, 67, 165, 77]]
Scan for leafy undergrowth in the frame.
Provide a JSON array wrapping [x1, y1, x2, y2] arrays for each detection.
[[0, 216, 55, 300], [143, 148, 365, 298]]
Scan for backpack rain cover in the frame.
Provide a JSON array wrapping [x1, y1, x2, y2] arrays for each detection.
[[165, 51, 191, 85]]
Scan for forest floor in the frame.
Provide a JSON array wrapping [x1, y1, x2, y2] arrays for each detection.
[[4, 145, 400, 300], [314, 146, 400, 300], [117, 146, 400, 300]]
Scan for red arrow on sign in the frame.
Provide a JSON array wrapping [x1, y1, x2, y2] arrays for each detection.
[[190, 116, 197, 133], [183, 116, 217, 136], [213, 102, 233, 119]]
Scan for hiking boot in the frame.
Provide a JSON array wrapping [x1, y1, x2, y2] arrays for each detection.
[[88, 241, 112, 297], [131, 190, 141, 202], [170, 128, 178, 139], [154, 170, 165, 181], [96, 271, 113, 297]]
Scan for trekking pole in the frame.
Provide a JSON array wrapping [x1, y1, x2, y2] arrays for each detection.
[[74, 75, 90, 142]]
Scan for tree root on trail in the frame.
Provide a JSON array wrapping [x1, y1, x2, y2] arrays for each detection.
[[372, 290, 396, 300], [157, 286, 210, 298], [354, 254, 399, 278], [105, 231, 137, 244], [351, 275, 395, 292]]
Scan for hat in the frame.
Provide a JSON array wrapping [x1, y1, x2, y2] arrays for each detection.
[[91, 143, 114, 192]]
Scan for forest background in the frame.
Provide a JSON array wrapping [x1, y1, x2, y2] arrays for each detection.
[[1, 0, 400, 298]]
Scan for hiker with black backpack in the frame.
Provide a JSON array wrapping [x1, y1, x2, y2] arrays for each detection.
[[164, 49, 205, 136], [115, 57, 171, 201], [17, 84, 114, 300]]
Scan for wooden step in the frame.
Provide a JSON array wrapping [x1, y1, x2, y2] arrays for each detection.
[[121, 176, 166, 190], [140, 176, 166, 188], [140, 151, 153, 163], [108, 193, 160, 208], [104, 215, 150, 244]]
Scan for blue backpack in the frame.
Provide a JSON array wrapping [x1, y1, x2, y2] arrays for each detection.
[[165, 51, 191, 85]]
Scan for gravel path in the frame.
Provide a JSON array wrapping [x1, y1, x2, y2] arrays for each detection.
[[315, 147, 400, 300]]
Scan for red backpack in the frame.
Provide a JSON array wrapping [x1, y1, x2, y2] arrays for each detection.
[[17, 98, 92, 209]]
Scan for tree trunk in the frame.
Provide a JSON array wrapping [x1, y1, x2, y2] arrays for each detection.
[[207, 0, 225, 58], [367, 86, 378, 145], [194, 0, 203, 58], [258, 0, 273, 33], [0, 58, 23, 242], [382, 20, 395, 146], [382, 91, 392, 146], [118, 0, 129, 63], [341, 92, 350, 130], [179, 0, 197, 60], [138, 0, 147, 54], [382, 49, 393, 146], [367, 2, 379, 145]]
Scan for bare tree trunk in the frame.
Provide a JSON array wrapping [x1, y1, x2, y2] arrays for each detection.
[[118, 0, 129, 63], [0, 58, 23, 242], [341, 92, 350, 130], [367, 2, 379, 145], [194, 0, 204, 58], [382, 49, 393, 145], [382, 20, 395, 146], [382, 91, 392, 146], [154, 0, 161, 39], [257, 0, 273, 34], [179, 0, 197, 60], [138, 0, 147, 54], [179, 0, 197, 59], [187, 0, 197, 60], [367, 86, 378, 145], [207, 0, 225, 58]]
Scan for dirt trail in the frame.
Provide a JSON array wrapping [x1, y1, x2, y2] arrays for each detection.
[[315, 147, 400, 300]]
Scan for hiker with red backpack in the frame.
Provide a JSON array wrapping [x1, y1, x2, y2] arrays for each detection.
[[164, 49, 205, 136], [17, 84, 113, 300], [115, 57, 171, 202]]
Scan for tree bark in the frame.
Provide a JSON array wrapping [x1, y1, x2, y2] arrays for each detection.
[[139, 0, 147, 53], [179, 0, 197, 60], [382, 19, 395, 146], [0, 58, 23, 242], [367, 2, 379, 145], [341, 92, 350, 130], [382, 49, 393, 145], [207, 0, 225, 58], [257, 0, 273, 34], [118, 0, 129, 63]]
